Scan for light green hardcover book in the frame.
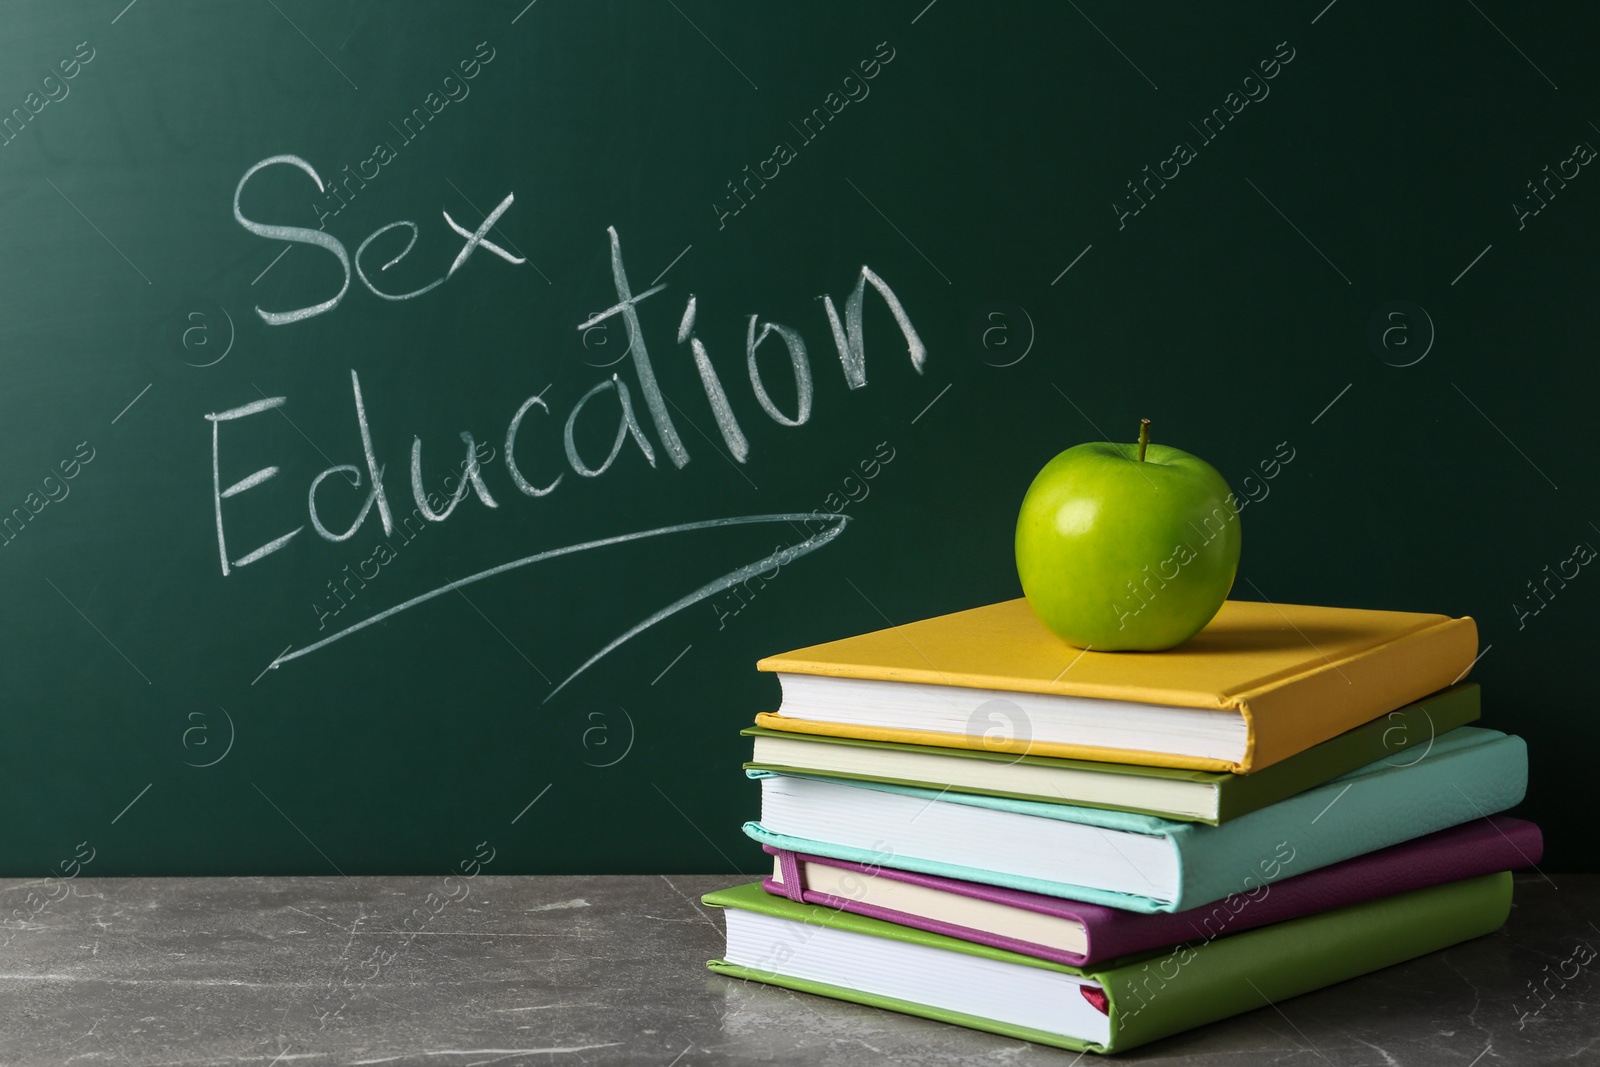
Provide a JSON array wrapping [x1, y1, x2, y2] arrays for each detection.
[[704, 871, 1512, 1054], [743, 684, 1478, 823]]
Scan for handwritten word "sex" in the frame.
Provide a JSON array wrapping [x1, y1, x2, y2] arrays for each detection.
[[233, 154, 524, 325]]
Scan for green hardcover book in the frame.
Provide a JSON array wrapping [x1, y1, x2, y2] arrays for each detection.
[[704, 871, 1513, 1055], [743, 684, 1478, 823]]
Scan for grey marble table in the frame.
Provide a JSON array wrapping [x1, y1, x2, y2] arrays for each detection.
[[1, 872, 1593, 1065]]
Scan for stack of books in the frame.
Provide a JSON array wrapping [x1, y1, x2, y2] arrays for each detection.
[[703, 599, 1537, 1054]]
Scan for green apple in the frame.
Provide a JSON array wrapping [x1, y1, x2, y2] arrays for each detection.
[[1015, 420, 1241, 651]]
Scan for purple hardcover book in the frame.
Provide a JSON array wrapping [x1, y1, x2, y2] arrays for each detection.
[[761, 815, 1542, 967]]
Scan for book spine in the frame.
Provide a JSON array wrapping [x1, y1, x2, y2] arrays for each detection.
[[1171, 732, 1526, 913], [1241, 615, 1479, 772], [1102, 872, 1513, 1051], [1215, 683, 1480, 822], [1088, 816, 1539, 962]]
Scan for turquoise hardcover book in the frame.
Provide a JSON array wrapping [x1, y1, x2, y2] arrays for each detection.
[[742, 727, 1527, 914]]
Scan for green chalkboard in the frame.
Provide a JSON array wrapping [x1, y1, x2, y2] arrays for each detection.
[[1, 1, 1594, 878]]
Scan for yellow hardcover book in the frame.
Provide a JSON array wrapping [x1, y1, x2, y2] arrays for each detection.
[[754, 598, 1477, 773]]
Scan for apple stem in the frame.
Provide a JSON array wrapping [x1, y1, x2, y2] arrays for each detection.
[[1137, 419, 1151, 462]]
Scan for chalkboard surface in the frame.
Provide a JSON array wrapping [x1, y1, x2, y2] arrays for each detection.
[[2, 2, 1595, 877]]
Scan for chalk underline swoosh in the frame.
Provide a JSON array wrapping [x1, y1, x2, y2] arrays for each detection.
[[266, 511, 851, 699]]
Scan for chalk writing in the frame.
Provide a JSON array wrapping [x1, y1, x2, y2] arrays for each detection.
[[311, 441, 497, 631], [259, 512, 849, 699], [718, 441, 897, 629], [234, 155, 524, 324], [223, 167, 928, 689]]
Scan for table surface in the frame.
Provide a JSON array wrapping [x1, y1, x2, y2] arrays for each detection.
[[1, 872, 1593, 1065]]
